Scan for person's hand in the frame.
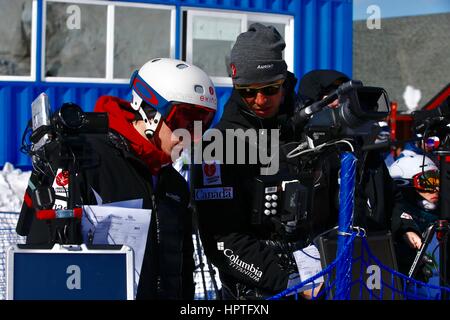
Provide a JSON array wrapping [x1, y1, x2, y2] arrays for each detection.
[[287, 273, 322, 300], [322, 95, 339, 109], [301, 283, 323, 300], [403, 231, 422, 249], [415, 254, 436, 283]]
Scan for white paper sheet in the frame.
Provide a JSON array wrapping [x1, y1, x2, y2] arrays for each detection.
[[292, 245, 324, 292], [81, 204, 151, 298]]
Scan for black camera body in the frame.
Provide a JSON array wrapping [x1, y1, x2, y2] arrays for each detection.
[[52, 103, 108, 136], [30, 102, 108, 147], [252, 174, 310, 235], [412, 96, 450, 136], [302, 81, 390, 146]]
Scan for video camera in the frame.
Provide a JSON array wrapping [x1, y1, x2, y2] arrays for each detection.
[[251, 174, 312, 237], [30, 94, 108, 149], [256, 81, 390, 237], [412, 96, 450, 137], [299, 80, 390, 146], [21, 93, 109, 243]]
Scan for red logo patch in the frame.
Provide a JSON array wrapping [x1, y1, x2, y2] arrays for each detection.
[[203, 164, 216, 177], [56, 170, 69, 187], [230, 64, 237, 78], [209, 86, 214, 95]]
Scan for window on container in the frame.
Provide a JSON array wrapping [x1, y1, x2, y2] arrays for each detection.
[[0, 0, 35, 79], [44, 1, 107, 78], [186, 10, 246, 86], [114, 6, 173, 79]]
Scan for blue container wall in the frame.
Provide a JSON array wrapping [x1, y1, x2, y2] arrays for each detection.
[[0, 0, 352, 168]]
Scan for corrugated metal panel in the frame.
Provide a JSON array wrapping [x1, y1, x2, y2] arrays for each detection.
[[0, 0, 352, 168], [295, 0, 352, 77]]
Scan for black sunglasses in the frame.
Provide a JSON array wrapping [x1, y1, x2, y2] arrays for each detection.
[[236, 83, 283, 98]]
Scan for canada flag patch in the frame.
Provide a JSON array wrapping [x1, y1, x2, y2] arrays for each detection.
[[202, 161, 222, 186]]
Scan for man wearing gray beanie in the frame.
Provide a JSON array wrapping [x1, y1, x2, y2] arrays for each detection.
[[230, 23, 287, 86], [193, 24, 314, 300], [228, 23, 289, 119]]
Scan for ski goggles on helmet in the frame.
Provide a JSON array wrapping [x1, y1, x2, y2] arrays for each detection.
[[165, 103, 215, 136], [130, 70, 171, 114], [413, 170, 440, 193], [235, 81, 284, 99]]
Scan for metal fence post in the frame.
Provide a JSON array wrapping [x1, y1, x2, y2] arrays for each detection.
[[335, 152, 357, 299]]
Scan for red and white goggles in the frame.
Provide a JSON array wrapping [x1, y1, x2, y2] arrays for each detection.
[[165, 103, 215, 136], [413, 170, 440, 193]]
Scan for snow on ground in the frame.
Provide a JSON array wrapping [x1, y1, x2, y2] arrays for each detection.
[[0, 163, 29, 299], [0, 163, 31, 213]]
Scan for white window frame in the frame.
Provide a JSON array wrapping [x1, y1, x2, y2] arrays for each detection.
[[43, 0, 176, 83], [185, 9, 247, 87], [184, 8, 294, 87], [0, 0, 38, 81]]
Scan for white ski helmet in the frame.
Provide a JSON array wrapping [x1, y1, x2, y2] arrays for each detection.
[[130, 58, 217, 138], [389, 153, 438, 180]]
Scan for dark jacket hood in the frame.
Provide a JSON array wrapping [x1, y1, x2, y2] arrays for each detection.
[[298, 69, 350, 103]]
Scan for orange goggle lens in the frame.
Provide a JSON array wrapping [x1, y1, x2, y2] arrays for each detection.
[[165, 103, 215, 136], [413, 170, 439, 192]]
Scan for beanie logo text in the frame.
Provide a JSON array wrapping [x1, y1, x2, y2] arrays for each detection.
[[256, 64, 274, 70]]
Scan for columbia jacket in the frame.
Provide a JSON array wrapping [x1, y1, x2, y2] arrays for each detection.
[[192, 73, 301, 296]]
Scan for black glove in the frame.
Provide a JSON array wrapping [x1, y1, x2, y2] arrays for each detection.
[[414, 253, 436, 283]]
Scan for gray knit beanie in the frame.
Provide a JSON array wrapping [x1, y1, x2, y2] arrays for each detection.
[[230, 23, 287, 86]]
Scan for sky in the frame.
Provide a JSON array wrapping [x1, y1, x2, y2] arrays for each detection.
[[353, 0, 450, 20]]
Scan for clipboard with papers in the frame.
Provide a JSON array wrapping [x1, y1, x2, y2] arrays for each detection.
[[81, 198, 152, 298]]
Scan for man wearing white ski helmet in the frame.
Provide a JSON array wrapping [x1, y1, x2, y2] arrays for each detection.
[[91, 58, 216, 299], [17, 58, 216, 300], [129, 58, 217, 146]]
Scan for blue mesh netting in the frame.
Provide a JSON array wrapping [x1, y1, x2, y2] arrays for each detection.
[[268, 233, 357, 301], [268, 231, 450, 300], [0, 212, 26, 300]]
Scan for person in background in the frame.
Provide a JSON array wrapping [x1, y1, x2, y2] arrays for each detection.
[[389, 153, 440, 283]]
